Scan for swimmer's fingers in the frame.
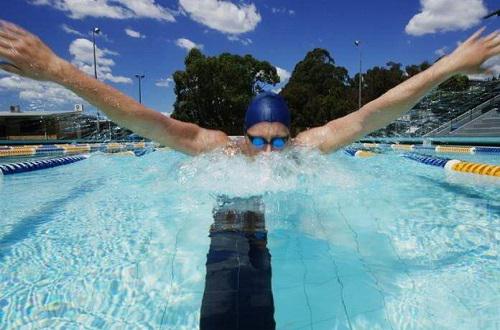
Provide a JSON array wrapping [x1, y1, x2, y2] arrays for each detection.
[[489, 44, 500, 57], [0, 36, 20, 64], [0, 61, 22, 75], [449, 27, 500, 75], [0, 45, 16, 63], [0, 24, 23, 62], [482, 30, 499, 43], [0, 37, 10, 49], [465, 26, 486, 44], [0, 29, 18, 42], [0, 28, 16, 55], [481, 30, 500, 50], [485, 31, 500, 57], [0, 20, 29, 37], [0, 21, 63, 81]]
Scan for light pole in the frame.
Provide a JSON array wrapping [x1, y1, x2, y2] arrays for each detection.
[[92, 27, 100, 79], [91, 27, 101, 137], [135, 74, 145, 104], [354, 40, 362, 109]]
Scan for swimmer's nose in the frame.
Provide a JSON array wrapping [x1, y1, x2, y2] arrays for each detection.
[[265, 144, 272, 153]]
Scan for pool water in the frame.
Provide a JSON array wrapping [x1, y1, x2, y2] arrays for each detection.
[[0, 149, 498, 329]]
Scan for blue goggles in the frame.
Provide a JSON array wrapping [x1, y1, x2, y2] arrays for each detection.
[[247, 134, 289, 150]]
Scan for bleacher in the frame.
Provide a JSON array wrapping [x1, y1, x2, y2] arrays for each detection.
[[369, 80, 500, 137], [447, 108, 500, 137]]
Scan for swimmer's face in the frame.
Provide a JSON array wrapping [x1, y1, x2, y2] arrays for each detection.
[[245, 122, 290, 154]]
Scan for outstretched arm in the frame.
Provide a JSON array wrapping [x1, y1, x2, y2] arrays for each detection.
[[295, 28, 500, 153], [0, 21, 229, 155]]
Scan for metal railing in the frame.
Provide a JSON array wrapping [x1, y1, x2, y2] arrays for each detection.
[[425, 94, 500, 136]]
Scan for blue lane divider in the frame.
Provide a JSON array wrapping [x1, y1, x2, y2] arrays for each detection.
[[402, 153, 450, 167], [133, 149, 149, 157], [0, 155, 89, 175], [474, 146, 500, 153], [35, 145, 65, 154], [344, 148, 357, 157]]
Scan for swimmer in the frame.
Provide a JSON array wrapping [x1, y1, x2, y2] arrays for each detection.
[[0, 20, 498, 156]]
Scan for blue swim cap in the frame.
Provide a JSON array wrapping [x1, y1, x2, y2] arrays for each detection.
[[244, 92, 291, 130]]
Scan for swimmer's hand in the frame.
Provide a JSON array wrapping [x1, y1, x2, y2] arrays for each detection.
[[0, 20, 67, 81], [445, 28, 500, 76]]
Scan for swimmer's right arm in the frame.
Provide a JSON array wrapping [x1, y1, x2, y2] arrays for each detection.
[[0, 20, 229, 155], [295, 28, 499, 153]]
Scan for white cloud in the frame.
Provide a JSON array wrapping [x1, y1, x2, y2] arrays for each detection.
[[155, 77, 173, 88], [262, 66, 290, 94], [271, 7, 295, 16], [434, 46, 448, 57], [69, 38, 132, 84], [61, 23, 83, 36], [468, 55, 500, 80], [276, 67, 291, 84], [0, 75, 85, 106], [117, 0, 175, 21], [405, 0, 487, 36], [175, 38, 203, 51], [227, 35, 252, 46], [179, 0, 261, 34], [32, 0, 175, 22], [125, 28, 145, 39]]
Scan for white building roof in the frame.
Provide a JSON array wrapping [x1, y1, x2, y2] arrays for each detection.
[[0, 111, 81, 117]]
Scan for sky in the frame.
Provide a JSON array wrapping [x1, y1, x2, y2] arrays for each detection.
[[0, 0, 498, 116]]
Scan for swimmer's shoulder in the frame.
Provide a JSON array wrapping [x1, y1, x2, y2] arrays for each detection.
[[221, 137, 246, 156]]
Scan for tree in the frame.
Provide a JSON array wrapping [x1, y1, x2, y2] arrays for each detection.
[[171, 49, 280, 135], [280, 49, 356, 135], [355, 61, 407, 105], [405, 61, 431, 77], [438, 74, 470, 91]]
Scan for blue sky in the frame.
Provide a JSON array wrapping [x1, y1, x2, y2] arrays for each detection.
[[0, 0, 498, 115]]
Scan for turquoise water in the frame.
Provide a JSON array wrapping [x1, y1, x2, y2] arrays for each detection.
[[0, 149, 498, 329]]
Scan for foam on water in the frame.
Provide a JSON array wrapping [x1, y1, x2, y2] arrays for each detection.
[[174, 147, 364, 197]]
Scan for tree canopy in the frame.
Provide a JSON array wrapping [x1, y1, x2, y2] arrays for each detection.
[[280, 49, 357, 135], [170, 49, 279, 135]]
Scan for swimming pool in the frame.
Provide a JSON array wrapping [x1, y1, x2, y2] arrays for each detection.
[[0, 148, 498, 329]]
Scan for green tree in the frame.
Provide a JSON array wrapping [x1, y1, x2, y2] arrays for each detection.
[[171, 49, 280, 134], [405, 61, 431, 77], [438, 74, 470, 91], [355, 61, 407, 105], [280, 49, 356, 135]]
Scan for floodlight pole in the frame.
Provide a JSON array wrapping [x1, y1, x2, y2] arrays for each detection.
[[135, 74, 145, 104], [92, 27, 100, 79], [92, 27, 101, 136], [355, 40, 362, 109]]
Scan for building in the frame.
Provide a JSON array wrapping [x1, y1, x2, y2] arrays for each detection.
[[0, 105, 136, 142]]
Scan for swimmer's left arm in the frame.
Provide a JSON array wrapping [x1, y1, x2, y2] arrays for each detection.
[[295, 28, 500, 153]]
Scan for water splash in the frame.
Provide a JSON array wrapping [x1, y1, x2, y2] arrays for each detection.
[[174, 148, 360, 197]]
